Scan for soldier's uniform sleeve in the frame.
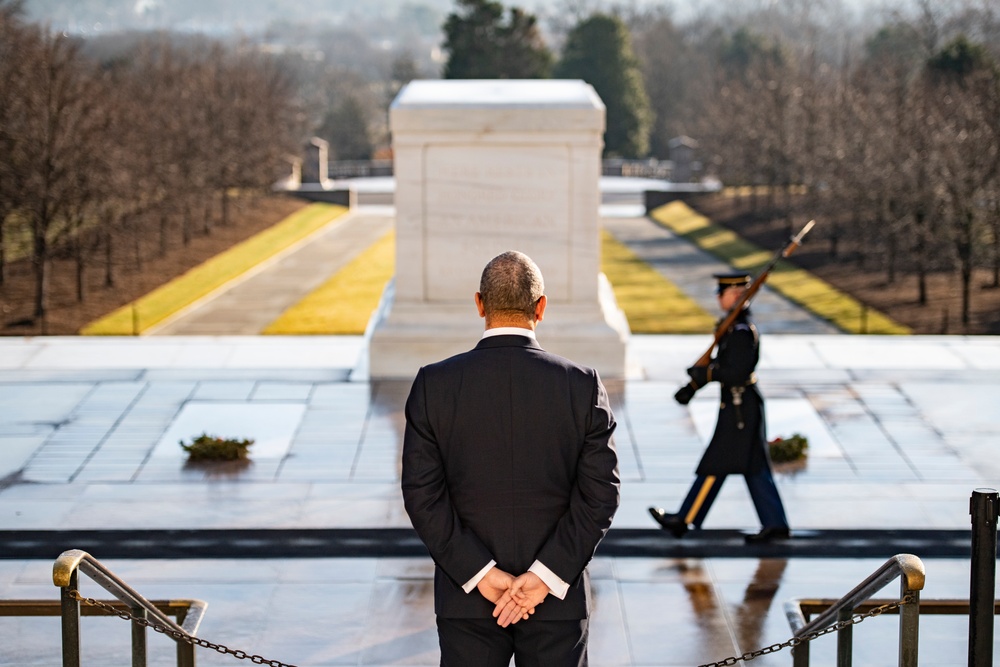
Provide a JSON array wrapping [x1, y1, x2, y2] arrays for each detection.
[[709, 323, 757, 385]]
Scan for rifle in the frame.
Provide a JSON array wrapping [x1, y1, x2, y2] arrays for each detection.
[[673, 219, 815, 405]]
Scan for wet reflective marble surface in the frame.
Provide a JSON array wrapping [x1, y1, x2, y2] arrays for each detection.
[[1, 335, 999, 664], [1, 556, 996, 666]]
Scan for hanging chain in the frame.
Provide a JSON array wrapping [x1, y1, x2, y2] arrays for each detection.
[[697, 595, 915, 667], [69, 587, 913, 667], [66, 589, 298, 667]]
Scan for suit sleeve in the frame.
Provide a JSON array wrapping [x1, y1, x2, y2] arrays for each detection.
[[401, 368, 494, 589], [534, 371, 620, 585]]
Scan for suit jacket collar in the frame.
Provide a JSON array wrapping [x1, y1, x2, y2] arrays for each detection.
[[474, 334, 543, 351]]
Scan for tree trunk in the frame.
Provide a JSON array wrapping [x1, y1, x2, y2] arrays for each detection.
[[75, 238, 85, 303], [182, 202, 192, 246], [784, 184, 794, 237], [855, 216, 867, 268], [32, 252, 48, 320], [913, 209, 928, 305], [32, 219, 49, 320], [133, 224, 141, 271], [0, 215, 6, 286], [202, 198, 212, 236], [886, 228, 896, 285], [159, 214, 169, 258], [991, 212, 1000, 288], [104, 230, 114, 288], [957, 210, 974, 327], [961, 263, 972, 326], [220, 188, 229, 227]]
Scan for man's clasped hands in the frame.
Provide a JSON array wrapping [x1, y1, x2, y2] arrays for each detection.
[[476, 566, 550, 627]]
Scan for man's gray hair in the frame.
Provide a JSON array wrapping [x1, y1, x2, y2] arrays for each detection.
[[479, 251, 545, 319]]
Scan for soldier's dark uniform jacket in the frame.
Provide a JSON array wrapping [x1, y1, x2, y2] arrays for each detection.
[[651, 271, 788, 541], [693, 309, 768, 477]]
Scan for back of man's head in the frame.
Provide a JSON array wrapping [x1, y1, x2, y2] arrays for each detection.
[[479, 251, 545, 321]]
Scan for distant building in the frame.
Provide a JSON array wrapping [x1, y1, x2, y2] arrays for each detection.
[[301, 137, 329, 185], [668, 135, 699, 183]]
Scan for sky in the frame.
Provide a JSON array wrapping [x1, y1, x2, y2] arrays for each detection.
[[23, 0, 874, 35]]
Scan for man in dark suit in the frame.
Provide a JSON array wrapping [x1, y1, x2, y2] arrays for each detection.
[[402, 250, 620, 667], [648, 272, 790, 544]]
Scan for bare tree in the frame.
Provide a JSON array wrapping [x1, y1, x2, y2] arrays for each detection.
[[922, 36, 1000, 326], [0, 2, 34, 285], [202, 44, 300, 227], [631, 12, 711, 156], [16, 29, 109, 322]]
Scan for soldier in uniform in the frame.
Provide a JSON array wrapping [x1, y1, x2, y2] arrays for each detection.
[[648, 272, 790, 544]]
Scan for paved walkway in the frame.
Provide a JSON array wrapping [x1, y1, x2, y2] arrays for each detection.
[[1, 333, 998, 665], [152, 211, 393, 335], [602, 216, 841, 335], [1, 199, 998, 665], [148, 190, 841, 337]]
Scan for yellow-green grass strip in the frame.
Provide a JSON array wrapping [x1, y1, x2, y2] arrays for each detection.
[[720, 185, 808, 197], [601, 230, 715, 334], [81, 203, 348, 335], [263, 228, 715, 335], [263, 230, 395, 335], [649, 201, 911, 335]]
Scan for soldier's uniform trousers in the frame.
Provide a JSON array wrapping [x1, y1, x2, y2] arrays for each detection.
[[678, 467, 788, 529]]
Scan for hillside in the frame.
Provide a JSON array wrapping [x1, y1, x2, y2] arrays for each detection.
[[0, 194, 307, 336]]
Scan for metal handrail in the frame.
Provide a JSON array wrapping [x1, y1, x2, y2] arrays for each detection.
[[52, 549, 207, 667], [785, 553, 924, 667], [0, 598, 207, 619]]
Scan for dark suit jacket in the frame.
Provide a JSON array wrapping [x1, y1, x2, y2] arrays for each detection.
[[402, 334, 619, 620]]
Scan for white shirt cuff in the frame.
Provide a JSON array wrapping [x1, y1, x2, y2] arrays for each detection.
[[463, 560, 496, 594], [529, 560, 569, 600]]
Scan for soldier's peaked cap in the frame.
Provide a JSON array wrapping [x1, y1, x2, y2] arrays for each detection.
[[713, 272, 751, 293]]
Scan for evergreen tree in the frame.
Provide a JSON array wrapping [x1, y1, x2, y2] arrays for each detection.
[[555, 13, 651, 158], [926, 35, 994, 81], [718, 27, 785, 83], [319, 95, 374, 160], [442, 0, 551, 79]]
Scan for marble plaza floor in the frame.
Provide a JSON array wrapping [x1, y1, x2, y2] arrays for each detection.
[[1, 334, 999, 666]]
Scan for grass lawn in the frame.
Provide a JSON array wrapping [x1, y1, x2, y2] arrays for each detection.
[[600, 230, 715, 333], [649, 201, 911, 335], [80, 199, 888, 337], [262, 229, 715, 335], [81, 203, 347, 335], [263, 230, 396, 335]]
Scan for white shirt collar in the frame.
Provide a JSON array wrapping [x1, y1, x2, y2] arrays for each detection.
[[481, 327, 536, 340]]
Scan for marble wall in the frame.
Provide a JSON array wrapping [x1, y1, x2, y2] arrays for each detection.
[[367, 79, 629, 379]]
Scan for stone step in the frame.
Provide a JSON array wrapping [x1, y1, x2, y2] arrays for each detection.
[[2, 528, 981, 560]]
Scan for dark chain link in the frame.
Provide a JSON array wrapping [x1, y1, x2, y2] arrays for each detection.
[[69, 587, 912, 667], [67, 590, 298, 667], [697, 595, 915, 667]]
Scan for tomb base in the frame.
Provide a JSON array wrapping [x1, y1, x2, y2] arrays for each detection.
[[367, 277, 629, 380]]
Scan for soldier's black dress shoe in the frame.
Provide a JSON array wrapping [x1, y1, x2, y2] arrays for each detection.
[[648, 507, 688, 538], [744, 527, 791, 544]]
